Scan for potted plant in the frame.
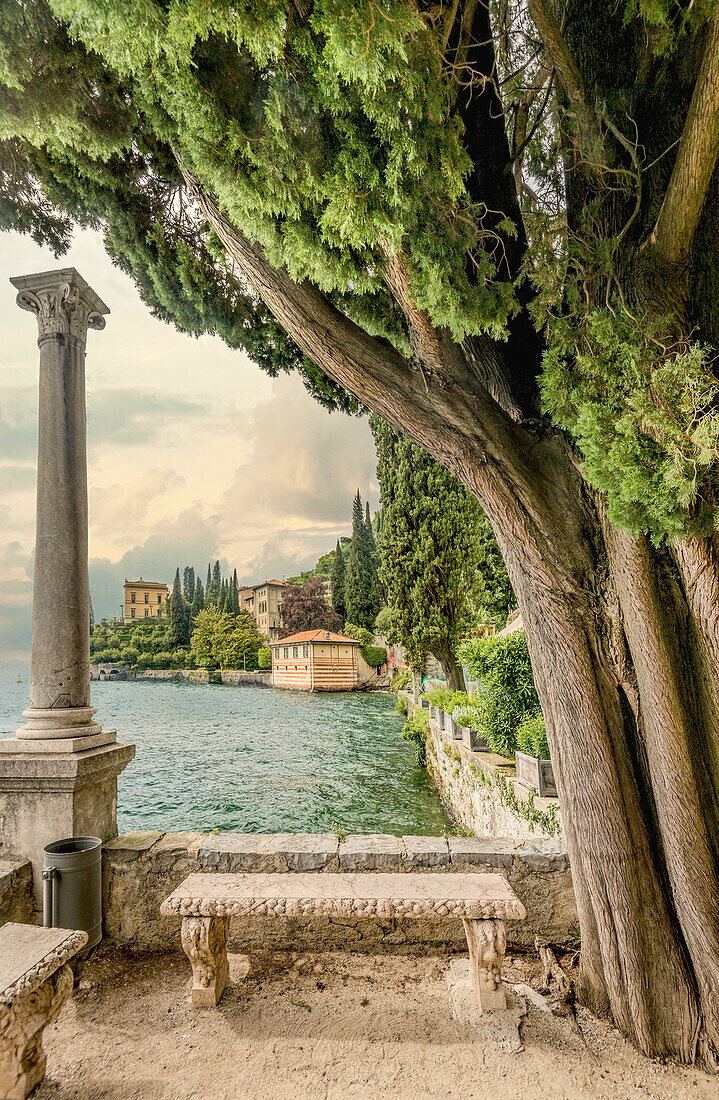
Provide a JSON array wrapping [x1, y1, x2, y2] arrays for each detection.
[[453, 705, 490, 751], [514, 713, 556, 798]]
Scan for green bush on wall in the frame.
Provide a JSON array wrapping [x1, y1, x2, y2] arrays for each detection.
[[361, 645, 387, 667], [516, 712, 550, 759], [457, 631, 545, 758]]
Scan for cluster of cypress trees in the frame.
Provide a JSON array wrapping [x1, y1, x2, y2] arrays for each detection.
[[169, 561, 243, 645], [331, 491, 382, 631]]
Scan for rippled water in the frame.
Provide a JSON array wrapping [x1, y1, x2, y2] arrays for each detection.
[[0, 672, 449, 835]]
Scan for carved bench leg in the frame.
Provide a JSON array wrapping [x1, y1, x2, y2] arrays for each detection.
[[181, 916, 229, 1007], [0, 963, 73, 1100], [462, 918, 507, 1011]]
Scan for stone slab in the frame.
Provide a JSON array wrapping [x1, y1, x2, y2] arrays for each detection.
[[0, 730, 117, 753], [0, 741, 136, 789], [262, 833, 338, 871], [104, 832, 164, 862], [448, 836, 515, 869], [0, 923, 88, 1003], [147, 832, 204, 872], [339, 834, 404, 871], [160, 871, 526, 920], [446, 958, 525, 1051], [516, 839, 570, 873], [198, 834, 269, 872], [401, 835, 450, 868]]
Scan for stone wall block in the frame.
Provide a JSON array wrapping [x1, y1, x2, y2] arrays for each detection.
[[0, 860, 34, 926], [338, 834, 403, 871], [148, 833, 205, 874], [103, 832, 165, 864], [448, 837, 515, 869], [401, 835, 450, 868], [262, 833, 339, 871], [515, 839, 570, 873]]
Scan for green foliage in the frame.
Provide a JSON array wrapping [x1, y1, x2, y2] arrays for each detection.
[[190, 606, 265, 669], [401, 710, 430, 767], [396, 694, 407, 716], [516, 712, 550, 760], [374, 606, 393, 635], [170, 567, 190, 646], [330, 539, 346, 622], [452, 703, 485, 730], [343, 622, 374, 647], [390, 667, 411, 691], [541, 311, 719, 541], [458, 631, 540, 757], [426, 688, 469, 714], [371, 416, 492, 675], [344, 491, 382, 630], [257, 645, 272, 670], [360, 645, 387, 668]]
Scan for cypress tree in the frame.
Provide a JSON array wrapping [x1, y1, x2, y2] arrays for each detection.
[[344, 491, 381, 630], [330, 539, 346, 622], [218, 579, 228, 612], [228, 575, 240, 615], [209, 560, 222, 604], [183, 566, 195, 603], [170, 567, 189, 646], [206, 563, 212, 596], [190, 577, 205, 622]]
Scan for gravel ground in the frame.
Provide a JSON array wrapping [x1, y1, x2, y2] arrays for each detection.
[[34, 945, 717, 1100]]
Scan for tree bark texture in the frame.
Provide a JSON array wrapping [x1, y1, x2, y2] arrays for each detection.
[[174, 3, 719, 1068]]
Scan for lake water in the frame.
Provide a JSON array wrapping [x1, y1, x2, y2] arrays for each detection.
[[0, 672, 449, 835]]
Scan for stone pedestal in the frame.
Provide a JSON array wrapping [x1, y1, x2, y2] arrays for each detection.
[[3, 269, 135, 903], [0, 743, 135, 908]]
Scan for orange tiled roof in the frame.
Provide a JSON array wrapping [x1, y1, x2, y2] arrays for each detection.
[[274, 630, 360, 645]]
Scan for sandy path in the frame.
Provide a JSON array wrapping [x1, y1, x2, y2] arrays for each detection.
[[35, 946, 716, 1100]]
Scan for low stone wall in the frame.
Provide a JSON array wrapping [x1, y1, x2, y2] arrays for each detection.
[[400, 694, 563, 842], [219, 670, 272, 687], [102, 831, 576, 955], [0, 859, 33, 926], [136, 669, 210, 683]]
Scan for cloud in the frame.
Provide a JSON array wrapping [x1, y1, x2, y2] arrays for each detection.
[[0, 542, 33, 662]]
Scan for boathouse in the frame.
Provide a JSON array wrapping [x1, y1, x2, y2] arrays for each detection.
[[271, 630, 361, 691]]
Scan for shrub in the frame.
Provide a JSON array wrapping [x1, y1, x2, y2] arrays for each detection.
[[361, 644, 387, 667], [396, 694, 407, 715], [457, 631, 541, 757], [257, 646, 272, 670], [390, 667, 411, 690], [119, 646, 139, 666], [343, 622, 374, 646], [516, 712, 550, 759], [401, 710, 430, 767], [452, 703, 486, 730], [426, 688, 469, 714]]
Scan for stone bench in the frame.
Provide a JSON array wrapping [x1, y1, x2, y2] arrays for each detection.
[[160, 872, 526, 1011], [0, 923, 87, 1100]]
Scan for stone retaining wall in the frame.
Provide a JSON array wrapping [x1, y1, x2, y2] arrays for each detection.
[[102, 831, 577, 955], [0, 859, 33, 925], [219, 670, 272, 687], [400, 694, 563, 842]]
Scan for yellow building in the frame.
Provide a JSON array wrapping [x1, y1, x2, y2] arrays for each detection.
[[271, 630, 361, 691], [123, 578, 168, 623], [239, 579, 288, 640]]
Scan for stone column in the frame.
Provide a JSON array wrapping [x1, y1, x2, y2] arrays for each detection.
[[0, 269, 134, 905]]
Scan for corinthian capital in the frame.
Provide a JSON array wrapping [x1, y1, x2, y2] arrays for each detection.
[[10, 268, 109, 342]]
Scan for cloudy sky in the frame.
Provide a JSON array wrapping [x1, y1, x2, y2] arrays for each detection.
[[0, 228, 378, 662]]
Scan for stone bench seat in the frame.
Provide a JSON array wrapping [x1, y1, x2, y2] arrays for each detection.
[[0, 923, 87, 1099], [161, 872, 526, 1010]]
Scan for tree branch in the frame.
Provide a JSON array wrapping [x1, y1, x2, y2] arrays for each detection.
[[648, 15, 719, 266]]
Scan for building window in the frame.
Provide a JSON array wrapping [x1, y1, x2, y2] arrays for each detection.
[[303, 645, 309, 657], [293, 646, 298, 658], [131, 592, 136, 603], [144, 593, 149, 603], [158, 594, 162, 604], [284, 647, 289, 658], [144, 609, 149, 617], [131, 609, 135, 619]]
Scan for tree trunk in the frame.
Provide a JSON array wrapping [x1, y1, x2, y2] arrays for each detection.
[[432, 647, 466, 692], [182, 169, 719, 1069]]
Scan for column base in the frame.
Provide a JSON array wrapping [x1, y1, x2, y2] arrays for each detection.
[[16, 705, 102, 740], [0, 741, 135, 907], [0, 730, 117, 754]]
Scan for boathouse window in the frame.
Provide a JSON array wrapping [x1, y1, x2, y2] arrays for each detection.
[[284, 647, 289, 658], [293, 646, 298, 657], [303, 645, 309, 657]]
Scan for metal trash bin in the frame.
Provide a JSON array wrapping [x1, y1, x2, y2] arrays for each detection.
[[42, 836, 102, 949]]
